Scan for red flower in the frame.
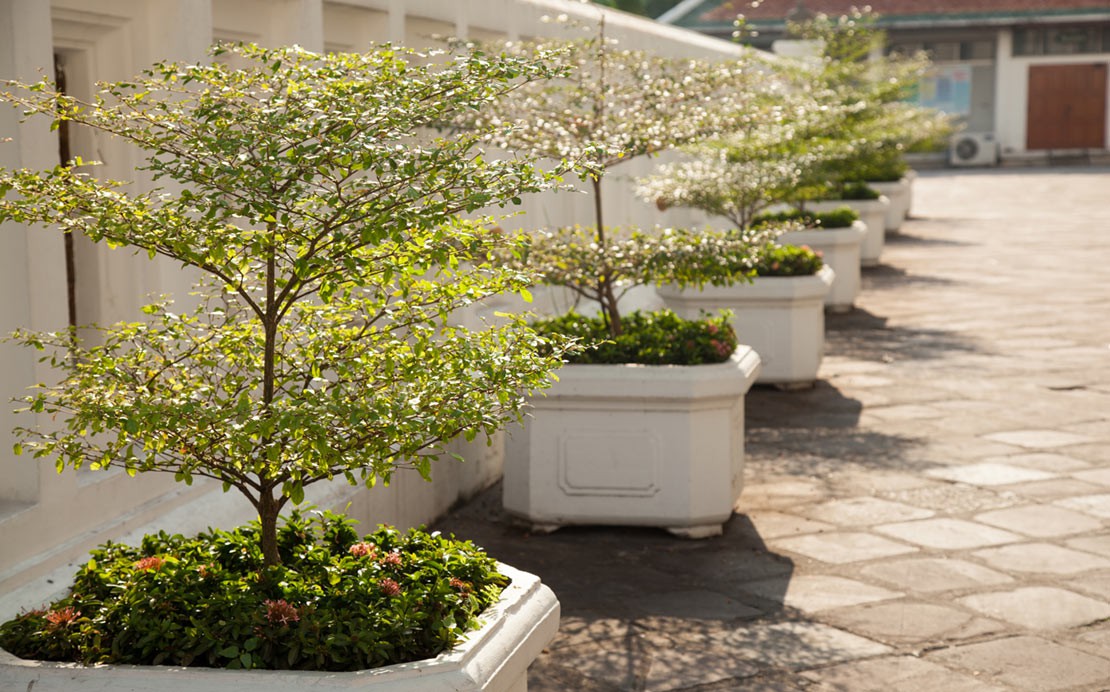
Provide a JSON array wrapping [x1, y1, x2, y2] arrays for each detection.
[[263, 599, 300, 627], [44, 606, 80, 632], [380, 578, 402, 597], [348, 542, 376, 558], [380, 552, 403, 568], [134, 556, 165, 572]]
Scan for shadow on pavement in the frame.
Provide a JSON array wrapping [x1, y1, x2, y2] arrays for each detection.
[[825, 307, 980, 363]]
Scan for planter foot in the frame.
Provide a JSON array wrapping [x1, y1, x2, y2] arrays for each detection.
[[666, 524, 723, 539], [826, 304, 853, 314]]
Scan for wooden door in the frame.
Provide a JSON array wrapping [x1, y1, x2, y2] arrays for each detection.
[[1027, 63, 1107, 150]]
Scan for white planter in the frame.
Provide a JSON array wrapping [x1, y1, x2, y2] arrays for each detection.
[[867, 178, 911, 232], [807, 197, 890, 267], [656, 265, 834, 388], [0, 563, 558, 692], [779, 221, 866, 312], [504, 348, 762, 538]]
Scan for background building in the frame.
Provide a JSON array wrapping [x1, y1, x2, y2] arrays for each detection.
[[660, 0, 1110, 164]]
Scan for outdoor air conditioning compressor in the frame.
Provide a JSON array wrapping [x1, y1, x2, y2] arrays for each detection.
[[949, 132, 999, 167]]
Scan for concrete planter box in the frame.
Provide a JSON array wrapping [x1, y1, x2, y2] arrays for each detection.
[[0, 563, 558, 692], [779, 221, 866, 312], [656, 265, 834, 388], [867, 178, 911, 232], [504, 347, 762, 538], [807, 197, 890, 267]]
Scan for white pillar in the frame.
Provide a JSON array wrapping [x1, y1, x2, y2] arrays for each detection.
[[0, 0, 66, 504]]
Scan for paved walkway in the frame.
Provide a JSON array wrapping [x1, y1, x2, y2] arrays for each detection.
[[435, 167, 1110, 692]]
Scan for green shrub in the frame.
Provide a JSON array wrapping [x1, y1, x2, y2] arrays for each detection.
[[0, 512, 507, 671], [838, 182, 882, 200], [753, 244, 824, 277], [753, 206, 859, 230], [533, 310, 738, 365]]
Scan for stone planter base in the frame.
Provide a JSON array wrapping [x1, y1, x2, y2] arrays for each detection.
[[0, 563, 558, 692], [808, 198, 890, 267], [779, 221, 865, 312], [504, 348, 762, 538], [868, 178, 911, 233], [656, 266, 834, 388]]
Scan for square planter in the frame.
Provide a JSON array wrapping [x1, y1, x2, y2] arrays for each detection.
[[779, 221, 866, 312], [656, 265, 834, 388], [0, 563, 558, 692], [807, 197, 890, 267], [504, 347, 762, 538], [867, 178, 911, 233]]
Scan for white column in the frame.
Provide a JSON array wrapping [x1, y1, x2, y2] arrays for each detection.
[[388, 0, 404, 44], [272, 0, 324, 52], [0, 0, 65, 504]]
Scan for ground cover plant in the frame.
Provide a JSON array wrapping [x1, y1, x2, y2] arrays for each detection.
[[0, 511, 504, 670], [750, 244, 823, 277], [0, 42, 570, 668], [753, 206, 859, 230]]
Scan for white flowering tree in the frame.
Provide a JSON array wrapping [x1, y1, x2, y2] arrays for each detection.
[[467, 20, 773, 336], [0, 43, 571, 567]]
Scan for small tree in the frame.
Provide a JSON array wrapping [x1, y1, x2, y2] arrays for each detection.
[[638, 88, 849, 230], [467, 19, 772, 336], [0, 43, 569, 567], [785, 8, 953, 193]]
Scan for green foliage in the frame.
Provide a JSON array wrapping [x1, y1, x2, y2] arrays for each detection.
[[751, 244, 823, 277], [753, 206, 859, 229], [0, 43, 570, 565], [834, 181, 881, 200], [531, 310, 737, 365], [840, 148, 909, 182], [0, 511, 507, 671]]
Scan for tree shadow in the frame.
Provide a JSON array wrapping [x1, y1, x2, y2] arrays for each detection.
[[824, 307, 981, 363], [881, 231, 975, 248]]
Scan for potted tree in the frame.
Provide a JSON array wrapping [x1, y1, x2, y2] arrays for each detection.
[[0, 43, 568, 690], [638, 102, 837, 387], [468, 22, 771, 538]]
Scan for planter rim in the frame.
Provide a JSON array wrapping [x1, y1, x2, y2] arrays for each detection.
[[0, 562, 558, 692], [540, 346, 761, 402], [657, 265, 834, 302], [807, 196, 890, 211], [779, 220, 866, 246]]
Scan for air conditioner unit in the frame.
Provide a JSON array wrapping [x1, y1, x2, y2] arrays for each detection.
[[950, 132, 999, 167]]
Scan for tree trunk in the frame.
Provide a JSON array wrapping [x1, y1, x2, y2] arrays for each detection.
[[591, 177, 623, 337], [258, 489, 283, 566]]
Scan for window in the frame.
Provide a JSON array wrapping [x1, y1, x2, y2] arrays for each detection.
[[1014, 25, 1110, 56]]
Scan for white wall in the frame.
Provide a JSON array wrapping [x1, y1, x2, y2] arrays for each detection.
[[0, 0, 748, 595]]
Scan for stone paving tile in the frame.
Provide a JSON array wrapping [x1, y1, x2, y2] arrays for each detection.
[[881, 484, 1018, 513], [865, 404, 943, 421], [926, 462, 1056, 486], [1066, 572, 1110, 601], [803, 655, 1010, 692], [859, 557, 1014, 594], [1055, 493, 1110, 518], [803, 497, 934, 527], [1000, 477, 1105, 500], [820, 600, 1006, 646], [745, 510, 836, 539], [620, 589, 763, 621], [1066, 535, 1110, 559], [972, 504, 1104, 537], [927, 635, 1110, 691], [874, 518, 1023, 550], [739, 575, 901, 613], [983, 452, 1091, 472], [971, 542, 1110, 574], [1073, 467, 1110, 486], [547, 616, 644, 651], [642, 649, 763, 692], [771, 532, 918, 564], [958, 586, 1110, 630], [723, 621, 891, 670], [982, 429, 1095, 449], [545, 633, 657, 691]]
